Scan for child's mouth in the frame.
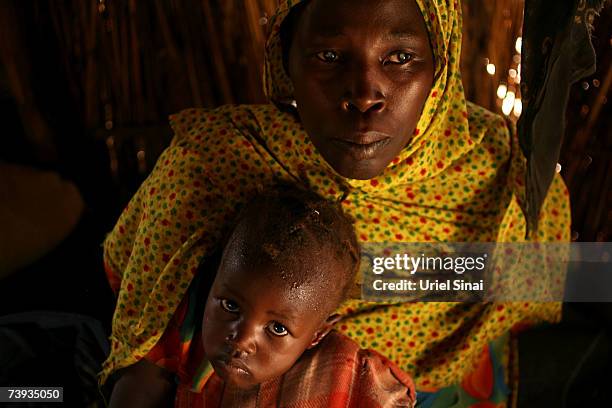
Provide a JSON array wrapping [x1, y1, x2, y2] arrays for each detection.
[[213, 357, 251, 378]]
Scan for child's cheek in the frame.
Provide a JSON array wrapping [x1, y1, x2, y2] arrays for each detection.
[[256, 344, 300, 383], [202, 318, 225, 356]]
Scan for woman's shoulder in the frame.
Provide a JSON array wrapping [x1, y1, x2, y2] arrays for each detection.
[[466, 101, 505, 124], [465, 101, 514, 162], [466, 101, 510, 137], [167, 104, 296, 149], [159, 103, 303, 196]]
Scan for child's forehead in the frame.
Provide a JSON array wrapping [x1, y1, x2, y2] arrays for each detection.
[[219, 256, 339, 313], [223, 257, 325, 294], [227, 216, 333, 277]]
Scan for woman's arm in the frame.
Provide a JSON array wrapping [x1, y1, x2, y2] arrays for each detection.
[[109, 359, 176, 408]]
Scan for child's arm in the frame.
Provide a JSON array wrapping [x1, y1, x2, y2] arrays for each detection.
[[109, 359, 176, 408]]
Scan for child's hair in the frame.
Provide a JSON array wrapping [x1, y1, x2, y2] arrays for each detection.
[[230, 183, 360, 306]]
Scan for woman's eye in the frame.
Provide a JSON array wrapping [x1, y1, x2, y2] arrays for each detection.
[[315, 50, 340, 63], [267, 322, 289, 336], [386, 51, 413, 65], [220, 299, 239, 313]]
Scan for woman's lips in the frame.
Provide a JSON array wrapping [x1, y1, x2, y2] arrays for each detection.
[[344, 131, 390, 145], [332, 132, 391, 161]]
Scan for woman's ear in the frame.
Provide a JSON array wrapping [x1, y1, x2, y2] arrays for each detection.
[[307, 313, 342, 349]]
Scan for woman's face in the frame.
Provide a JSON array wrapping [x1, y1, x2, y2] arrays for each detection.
[[288, 0, 434, 180]]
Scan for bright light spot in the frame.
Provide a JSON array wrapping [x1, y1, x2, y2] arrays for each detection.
[[515, 37, 522, 54], [497, 84, 508, 99], [555, 163, 562, 173], [486, 63, 496, 75], [509, 68, 517, 79], [513, 98, 522, 117], [502, 91, 515, 116]]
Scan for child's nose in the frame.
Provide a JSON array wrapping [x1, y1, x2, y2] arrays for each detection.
[[226, 321, 257, 356]]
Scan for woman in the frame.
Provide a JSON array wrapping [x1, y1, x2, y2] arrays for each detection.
[[102, 0, 570, 406]]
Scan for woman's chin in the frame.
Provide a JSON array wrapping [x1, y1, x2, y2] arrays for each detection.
[[332, 162, 386, 181]]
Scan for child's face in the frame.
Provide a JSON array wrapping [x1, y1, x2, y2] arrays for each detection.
[[202, 251, 339, 389], [288, 0, 434, 180]]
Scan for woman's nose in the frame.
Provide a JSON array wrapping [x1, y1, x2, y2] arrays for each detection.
[[341, 64, 387, 114]]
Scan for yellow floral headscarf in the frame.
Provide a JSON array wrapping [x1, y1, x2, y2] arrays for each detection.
[[101, 0, 570, 399], [265, 0, 481, 190]]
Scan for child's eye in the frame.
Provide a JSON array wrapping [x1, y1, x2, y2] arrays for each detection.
[[220, 299, 239, 313], [315, 50, 340, 63], [385, 51, 413, 65], [267, 322, 289, 337]]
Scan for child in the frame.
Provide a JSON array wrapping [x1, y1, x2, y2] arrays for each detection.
[[120, 185, 416, 407]]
